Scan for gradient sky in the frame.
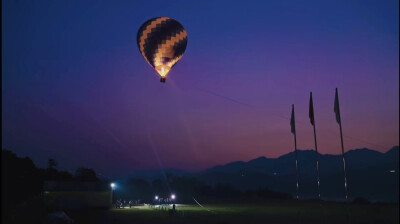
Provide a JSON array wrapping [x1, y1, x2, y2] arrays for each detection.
[[2, 0, 399, 178]]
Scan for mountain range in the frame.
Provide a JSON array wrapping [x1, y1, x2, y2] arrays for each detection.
[[129, 146, 399, 202]]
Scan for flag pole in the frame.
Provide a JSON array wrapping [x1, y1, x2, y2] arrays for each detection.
[[313, 120, 321, 200], [335, 88, 349, 201], [339, 119, 349, 201], [291, 104, 299, 200], [310, 92, 321, 200], [294, 125, 299, 200]]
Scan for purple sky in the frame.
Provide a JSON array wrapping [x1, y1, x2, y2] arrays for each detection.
[[2, 0, 399, 178]]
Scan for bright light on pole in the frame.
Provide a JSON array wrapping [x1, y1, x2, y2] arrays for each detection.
[[171, 194, 176, 200], [155, 196, 158, 200], [110, 182, 116, 208]]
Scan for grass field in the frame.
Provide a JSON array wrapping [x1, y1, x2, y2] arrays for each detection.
[[66, 200, 399, 224]]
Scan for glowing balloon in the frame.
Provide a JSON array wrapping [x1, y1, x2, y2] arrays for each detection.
[[137, 17, 188, 83]]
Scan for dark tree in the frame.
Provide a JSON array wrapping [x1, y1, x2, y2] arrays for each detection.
[[74, 167, 99, 181], [2, 150, 43, 224], [152, 179, 168, 197], [123, 178, 152, 200], [47, 158, 58, 170]]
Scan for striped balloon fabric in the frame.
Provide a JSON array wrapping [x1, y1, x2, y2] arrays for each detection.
[[137, 17, 188, 82]]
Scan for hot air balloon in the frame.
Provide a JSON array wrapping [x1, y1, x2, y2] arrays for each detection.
[[137, 17, 188, 83]]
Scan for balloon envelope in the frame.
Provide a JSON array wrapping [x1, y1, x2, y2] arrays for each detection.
[[137, 17, 187, 80]]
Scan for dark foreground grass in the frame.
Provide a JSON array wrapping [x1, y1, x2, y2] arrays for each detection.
[[67, 200, 399, 224]]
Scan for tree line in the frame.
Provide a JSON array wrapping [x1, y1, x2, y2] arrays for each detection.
[[1, 149, 101, 223], [2, 149, 293, 223]]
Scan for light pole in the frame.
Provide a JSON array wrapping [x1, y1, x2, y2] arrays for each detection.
[[155, 195, 159, 205], [110, 183, 116, 207], [171, 194, 176, 213]]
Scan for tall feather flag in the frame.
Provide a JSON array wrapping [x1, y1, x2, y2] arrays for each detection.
[[290, 104, 299, 199], [334, 88, 341, 124], [290, 104, 296, 135], [309, 92, 321, 199], [334, 88, 349, 201], [309, 93, 315, 126]]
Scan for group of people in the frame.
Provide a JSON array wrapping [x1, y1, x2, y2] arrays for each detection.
[[114, 199, 141, 208]]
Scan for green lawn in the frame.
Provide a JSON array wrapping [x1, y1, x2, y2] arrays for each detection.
[[67, 201, 399, 224]]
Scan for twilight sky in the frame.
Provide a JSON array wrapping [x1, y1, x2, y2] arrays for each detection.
[[2, 0, 399, 178]]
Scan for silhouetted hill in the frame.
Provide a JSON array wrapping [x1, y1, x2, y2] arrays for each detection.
[[384, 146, 399, 164], [129, 168, 190, 181], [205, 147, 398, 176], [128, 146, 399, 202], [197, 146, 399, 202]]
